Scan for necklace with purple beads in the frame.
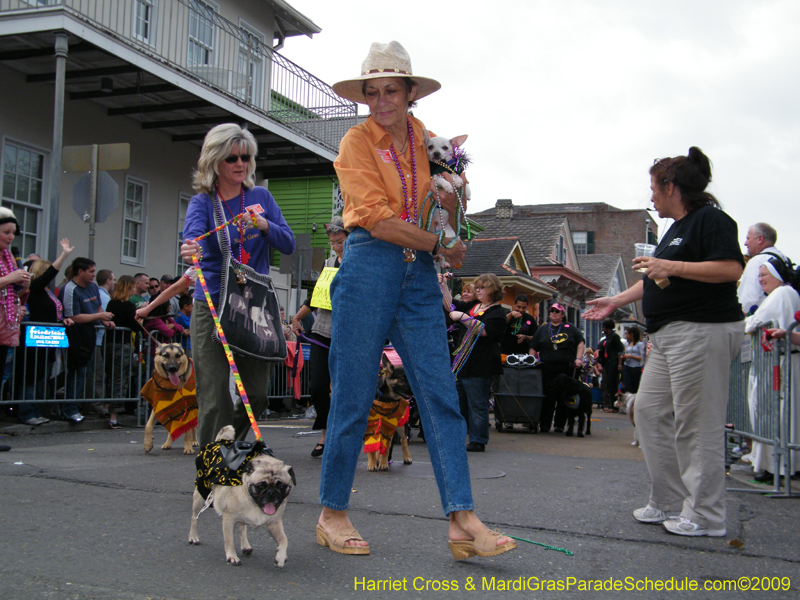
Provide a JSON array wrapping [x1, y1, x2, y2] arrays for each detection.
[[388, 119, 418, 262]]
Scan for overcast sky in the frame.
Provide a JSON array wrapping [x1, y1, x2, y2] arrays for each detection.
[[280, 0, 800, 261]]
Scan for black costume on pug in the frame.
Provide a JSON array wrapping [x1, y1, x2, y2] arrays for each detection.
[[190, 426, 295, 567]]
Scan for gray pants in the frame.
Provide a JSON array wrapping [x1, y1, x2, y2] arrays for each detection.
[[636, 320, 743, 529], [191, 300, 275, 447]]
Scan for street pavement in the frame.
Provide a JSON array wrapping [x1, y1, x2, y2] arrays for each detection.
[[1, 411, 799, 599]]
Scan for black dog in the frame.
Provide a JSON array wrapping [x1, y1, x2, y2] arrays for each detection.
[[551, 374, 593, 437]]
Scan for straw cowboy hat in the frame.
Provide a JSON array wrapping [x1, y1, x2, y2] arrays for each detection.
[[332, 41, 441, 105]]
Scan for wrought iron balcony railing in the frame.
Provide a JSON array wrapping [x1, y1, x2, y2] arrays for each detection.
[[0, 0, 357, 153]]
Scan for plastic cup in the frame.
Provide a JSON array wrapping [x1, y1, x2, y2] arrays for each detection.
[[634, 243, 656, 273], [634, 243, 669, 287]]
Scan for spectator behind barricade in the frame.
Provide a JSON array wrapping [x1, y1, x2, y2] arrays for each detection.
[[291, 216, 348, 457], [744, 257, 800, 483], [142, 291, 183, 353], [529, 302, 585, 432], [446, 273, 506, 452], [500, 294, 538, 359], [55, 265, 72, 301], [135, 268, 195, 323], [0, 211, 31, 434], [14, 239, 73, 425], [160, 274, 181, 316], [458, 282, 475, 303], [105, 275, 147, 429], [92, 269, 115, 415], [621, 326, 645, 394], [584, 146, 744, 537], [62, 257, 115, 423], [738, 223, 788, 316], [280, 306, 294, 342], [130, 273, 150, 308], [175, 296, 193, 357]]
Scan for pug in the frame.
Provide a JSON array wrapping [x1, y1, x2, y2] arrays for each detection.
[[188, 426, 295, 567]]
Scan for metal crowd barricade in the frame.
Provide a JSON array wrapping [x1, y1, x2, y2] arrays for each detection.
[[2, 323, 145, 419], [727, 323, 799, 497], [780, 316, 800, 497], [2, 322, 310, 426]]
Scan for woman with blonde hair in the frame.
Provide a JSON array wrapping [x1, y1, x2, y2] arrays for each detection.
[[180, 123, 295, 446]]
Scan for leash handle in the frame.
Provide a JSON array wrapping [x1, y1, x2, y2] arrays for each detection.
[[192, 254, 262, 442]]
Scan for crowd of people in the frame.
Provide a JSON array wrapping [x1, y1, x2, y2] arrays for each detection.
[[0, 206, 194, 431]]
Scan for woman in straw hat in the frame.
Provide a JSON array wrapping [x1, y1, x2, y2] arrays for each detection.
[[316, 41, 516, 560]]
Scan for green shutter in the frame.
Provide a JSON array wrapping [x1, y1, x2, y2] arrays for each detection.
[[267, 177, 336, 269], [587, 231, 595, 254]]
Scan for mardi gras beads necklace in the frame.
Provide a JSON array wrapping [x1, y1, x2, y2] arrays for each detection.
[[388, 119, 418, 262], [0, 249, 21, 329], [216, 185, 249, 283]]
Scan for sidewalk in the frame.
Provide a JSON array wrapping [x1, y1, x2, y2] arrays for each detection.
[[2, 411, 798, 599]]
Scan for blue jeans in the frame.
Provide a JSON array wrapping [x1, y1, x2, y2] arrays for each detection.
[[319, 228, 473, 515], [456, 376, 492, 445]]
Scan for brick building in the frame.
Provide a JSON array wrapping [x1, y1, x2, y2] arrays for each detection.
[[472, 201, 658, 317]]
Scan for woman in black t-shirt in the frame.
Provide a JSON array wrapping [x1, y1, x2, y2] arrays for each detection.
[[584, 147, 744, 538], [105, 275, 145, 406], [16, 239, 74, 425], [447, 273, 506, 452]]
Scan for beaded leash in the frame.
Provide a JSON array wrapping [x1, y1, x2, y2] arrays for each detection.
[[190, 211, 257, 243], [191, 253, 262, 442]]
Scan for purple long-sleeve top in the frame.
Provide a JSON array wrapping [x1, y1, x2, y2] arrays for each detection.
[[183, 186, 295, 306]]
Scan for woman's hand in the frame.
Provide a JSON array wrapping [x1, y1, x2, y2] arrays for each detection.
[[766, 328, 786, 340], [135, 305, 152, 320], [248, 210, 270, 234], [6, 269, 30, 285], [291, 316, 304, 337], [63, 317, 74, 327], [181, 240, 201, 262], [59, 238, 74, 255], [583, 297, 617, 321], [634, 256, 678, 280], [440, 236, 466, 266]]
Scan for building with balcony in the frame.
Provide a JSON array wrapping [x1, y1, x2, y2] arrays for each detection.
[[0, 0, 354, 307]]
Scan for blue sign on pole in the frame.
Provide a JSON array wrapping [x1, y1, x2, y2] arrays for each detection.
[[25, 325, 69, 348]]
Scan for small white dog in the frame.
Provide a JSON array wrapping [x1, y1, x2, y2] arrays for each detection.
[[617, 392, 639, 447], [423, 130, 471, 239]]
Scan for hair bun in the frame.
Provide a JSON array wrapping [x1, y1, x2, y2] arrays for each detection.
[[686, 146, 712, 181]]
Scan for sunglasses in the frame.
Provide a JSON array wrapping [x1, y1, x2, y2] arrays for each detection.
[[549, 308, 562, 313], [223, 154, 251, 164]]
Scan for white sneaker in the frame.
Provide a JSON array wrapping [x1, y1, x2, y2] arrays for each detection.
[[740, 452, 753, 464], [662, 516, 726, 537], [633, 505, 681, 523]]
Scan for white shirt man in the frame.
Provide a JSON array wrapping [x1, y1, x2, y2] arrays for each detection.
[[737, 223, 787, 315]]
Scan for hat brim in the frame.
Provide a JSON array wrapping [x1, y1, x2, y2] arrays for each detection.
[[332, 73, 441, 105]]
